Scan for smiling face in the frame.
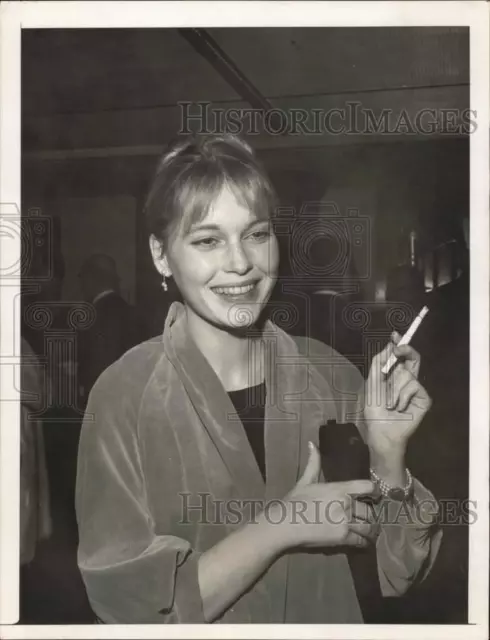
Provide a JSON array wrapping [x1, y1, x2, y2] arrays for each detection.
[[150, 184, 279, 332]]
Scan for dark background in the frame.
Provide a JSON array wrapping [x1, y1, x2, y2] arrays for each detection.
[[20, 28, 469, 624]]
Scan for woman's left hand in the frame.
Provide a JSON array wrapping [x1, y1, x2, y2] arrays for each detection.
[[364, 331, 432, 454]]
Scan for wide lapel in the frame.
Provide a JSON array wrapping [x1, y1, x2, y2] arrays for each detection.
[[263, 324, 340, 501], [262, 324, 303, 502], [162, 303, 265, 502]]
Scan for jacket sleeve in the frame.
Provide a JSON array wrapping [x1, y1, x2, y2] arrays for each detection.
[[332, 349, 443, 597], [75, 365, 204, 623], [373, 478, 443, 597], [300, 336, 442, 598]]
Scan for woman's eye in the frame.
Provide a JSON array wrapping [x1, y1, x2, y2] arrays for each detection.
[[191, 237, 219, 248], [247, 230, 271, 242]]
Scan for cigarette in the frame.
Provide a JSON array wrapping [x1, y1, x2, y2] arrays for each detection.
[[381, 305, 429, 375]]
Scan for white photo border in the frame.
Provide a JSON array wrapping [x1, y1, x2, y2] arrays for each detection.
[[0, 2, 488, 639]]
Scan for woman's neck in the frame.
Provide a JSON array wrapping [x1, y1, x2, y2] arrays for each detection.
[[184, 306, 265, 392]]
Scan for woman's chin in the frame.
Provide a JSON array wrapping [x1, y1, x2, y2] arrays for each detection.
[[211, 302, 262, 332]]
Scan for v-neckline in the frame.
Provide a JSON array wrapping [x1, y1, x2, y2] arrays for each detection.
[[160, 302, 338, 503], [162, 304, 302, 500]]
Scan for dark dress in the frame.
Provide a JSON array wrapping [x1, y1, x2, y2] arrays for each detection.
[[228, 382, 267, 482]]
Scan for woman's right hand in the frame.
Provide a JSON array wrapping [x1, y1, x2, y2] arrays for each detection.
[[274, 442, 376, 552], [198, 441, 376, 623]]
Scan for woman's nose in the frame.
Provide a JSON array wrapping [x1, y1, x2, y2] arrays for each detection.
[[224, 242, 252, 274]]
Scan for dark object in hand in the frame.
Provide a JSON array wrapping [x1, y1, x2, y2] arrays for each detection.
[[319, 419, 384, 622], [319, 420, 370, 482]]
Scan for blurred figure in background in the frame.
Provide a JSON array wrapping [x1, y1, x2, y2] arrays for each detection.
[[20, 337, 52, 622], [408, 216, 470, 623], [383, 217, 469, 624], [20, 338, 52, 567], [22, 252, 66, 360], [77, 254, 139, 404], [21, 247, 97, 623]]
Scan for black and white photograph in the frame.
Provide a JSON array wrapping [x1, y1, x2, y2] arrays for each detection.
[[0, 2, 488, 639]]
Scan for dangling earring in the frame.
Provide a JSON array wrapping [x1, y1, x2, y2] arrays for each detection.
[[161, 275, 168, 292]]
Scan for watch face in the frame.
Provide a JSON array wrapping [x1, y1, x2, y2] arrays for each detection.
[[389, 487, 406, 502]]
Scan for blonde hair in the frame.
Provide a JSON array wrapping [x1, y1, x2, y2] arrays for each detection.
[[144, 134, 278, 250]]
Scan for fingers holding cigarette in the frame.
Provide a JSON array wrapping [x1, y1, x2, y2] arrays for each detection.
[[397, 378, 431, 413], [365, 308, 432, 442], [386, 366, 415, 411], [382, 307, 428, 375], [391, 344, 421, 378]]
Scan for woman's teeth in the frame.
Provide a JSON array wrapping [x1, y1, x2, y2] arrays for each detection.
[[213, 283, 256, 295]]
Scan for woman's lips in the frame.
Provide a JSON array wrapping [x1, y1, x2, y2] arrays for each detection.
[[211, 281, 259, 300], [213, 283, 255, 295]]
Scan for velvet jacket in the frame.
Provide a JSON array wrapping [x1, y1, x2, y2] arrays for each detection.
[[75, 302, 442, 624]]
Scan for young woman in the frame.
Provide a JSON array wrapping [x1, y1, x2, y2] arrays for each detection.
[[75, 135, 441, 624]]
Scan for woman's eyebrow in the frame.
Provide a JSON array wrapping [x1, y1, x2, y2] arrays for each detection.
[[188, 223, 221, 233], [248, 218, 269, 227], [189, 219, 268, 233]]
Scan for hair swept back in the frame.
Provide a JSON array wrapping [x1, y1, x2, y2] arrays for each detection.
[[144, 134, 278, 250]]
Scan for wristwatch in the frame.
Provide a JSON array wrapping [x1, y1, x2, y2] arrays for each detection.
[[369, 467, 414, 503]]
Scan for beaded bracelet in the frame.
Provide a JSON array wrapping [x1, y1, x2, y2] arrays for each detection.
[[369, 467, 413, 501]]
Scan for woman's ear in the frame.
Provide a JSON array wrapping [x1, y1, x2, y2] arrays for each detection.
[[149, 235, 172, 277]]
